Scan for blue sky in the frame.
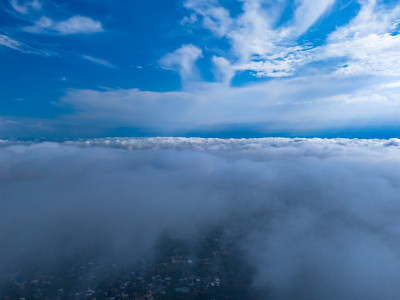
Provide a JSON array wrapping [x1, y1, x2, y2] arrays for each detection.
[[1, 0, 400, 139]]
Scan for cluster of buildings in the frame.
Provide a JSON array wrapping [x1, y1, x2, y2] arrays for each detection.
[[1, 256, 239, 299], [1, 231, 254, 299]]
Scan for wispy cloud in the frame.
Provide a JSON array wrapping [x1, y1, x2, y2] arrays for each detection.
[[181, 0, 400, 79], [319, 0, 400, 77], [8, 0, 103, 35], [0, 33, 22, 51], [380, 80, 400, 89], [0, 33, 52, 55], [289, 0, 336, 37], [183, 0, 232, 38], [23, 15, 103, 35], [81, 55, 116, 68], [10, 0, 42, 15]]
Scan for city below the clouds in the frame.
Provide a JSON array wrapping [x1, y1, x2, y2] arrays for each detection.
[[2, 1, 400, 300]]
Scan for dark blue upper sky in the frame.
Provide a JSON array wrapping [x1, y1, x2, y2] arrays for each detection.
[[1, 0, 400, 139]]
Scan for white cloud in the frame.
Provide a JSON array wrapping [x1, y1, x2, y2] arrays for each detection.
[[24, 15, 103, 35], [227, 0, 278, 62], [319, 91, 399, 104], [54, 16, 103, 34], [233, 45, 313, 77], [62, 136, 400, 153], [182, 0, 313, 77], [212, 55, 234, 83], [159, 44, 203, 81], [323, 33, 400, 77], [329, 0, 400, 41], [181, 0, 400, 79], [10, 0, 42, 15], [23, 16, 53, 33], [183, 0, 233, 37], [380, 80, 400, 89], [289, 0, 336, 37], [181, 0, 321, 78], [312, 0, 400, 77], [45, 71, 400, 136]]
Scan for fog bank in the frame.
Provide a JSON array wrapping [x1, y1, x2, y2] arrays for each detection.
[[1, 138, 400, 299]]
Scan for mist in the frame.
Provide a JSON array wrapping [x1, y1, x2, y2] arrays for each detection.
[[1, 138, 400, 299]]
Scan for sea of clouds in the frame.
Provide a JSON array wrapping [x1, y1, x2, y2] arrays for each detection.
[[1, 137, 400, 299]]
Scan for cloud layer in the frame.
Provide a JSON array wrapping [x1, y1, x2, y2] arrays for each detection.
[[2, 138, 400, 299]]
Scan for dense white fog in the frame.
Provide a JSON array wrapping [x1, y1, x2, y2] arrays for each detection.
[[2, 138, 400, 299]]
